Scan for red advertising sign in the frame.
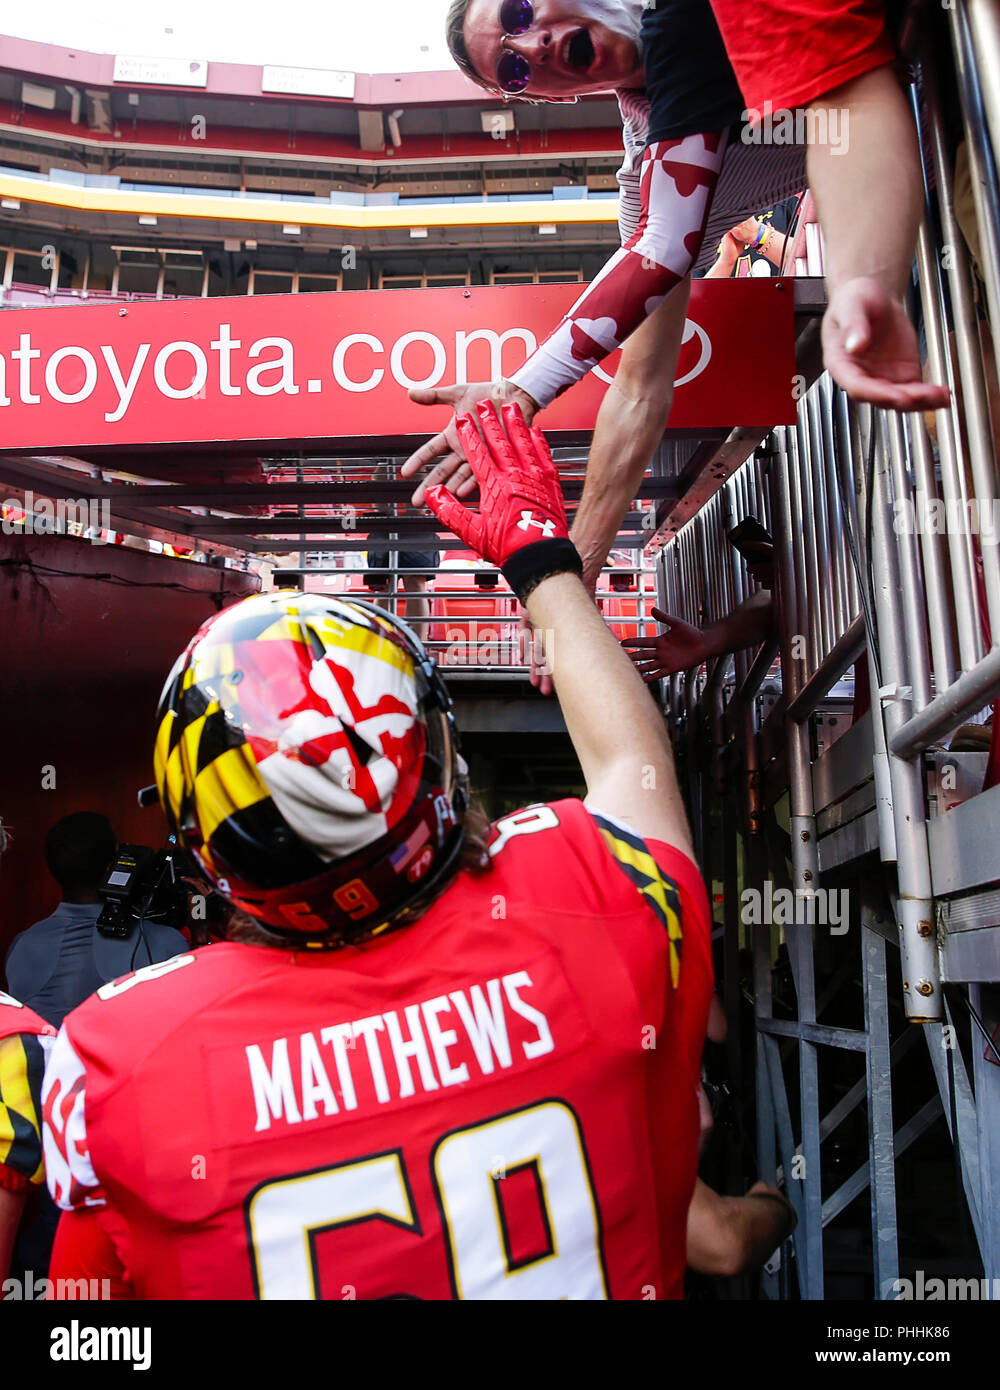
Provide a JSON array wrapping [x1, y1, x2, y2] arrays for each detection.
[[0, 279, 795, 453]]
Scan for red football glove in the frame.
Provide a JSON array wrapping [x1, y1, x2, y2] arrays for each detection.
[[425, 400, 570, 568]]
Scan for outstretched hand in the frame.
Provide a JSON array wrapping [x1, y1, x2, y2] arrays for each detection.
[[823, 277, 951, 412], [621, 607, 711, 681], [400, 381, 540, 505]]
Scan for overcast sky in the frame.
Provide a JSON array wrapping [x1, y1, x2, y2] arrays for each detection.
[[2, 1, 455, 71]]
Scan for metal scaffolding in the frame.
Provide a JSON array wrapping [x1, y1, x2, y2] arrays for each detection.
[[654, 0, 1000, 1299]]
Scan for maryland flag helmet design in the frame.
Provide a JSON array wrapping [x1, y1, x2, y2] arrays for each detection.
[[154, 591, 467, 948]]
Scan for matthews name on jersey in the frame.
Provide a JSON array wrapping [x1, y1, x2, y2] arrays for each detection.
[[42, 799, 712, 1300]]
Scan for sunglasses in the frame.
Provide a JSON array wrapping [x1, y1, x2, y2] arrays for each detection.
[[495, 0, 534, 94]]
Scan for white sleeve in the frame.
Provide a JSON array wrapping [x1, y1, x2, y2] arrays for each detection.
[[510, 133, 725, 409], [41, 1025, 105, 1211]]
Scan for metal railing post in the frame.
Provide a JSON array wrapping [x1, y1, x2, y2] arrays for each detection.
[[862, 408, 942, 1021], [772, 427, 825, 1297]]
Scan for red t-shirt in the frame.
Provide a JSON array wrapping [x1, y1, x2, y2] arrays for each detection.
[[44, 801, 712, 1300], [709, 0, 896, 114]]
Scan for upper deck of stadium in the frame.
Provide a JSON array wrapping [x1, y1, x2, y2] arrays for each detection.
[[0, 31, 637, 300]]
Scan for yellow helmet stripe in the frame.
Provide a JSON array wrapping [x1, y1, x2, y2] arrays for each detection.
[[192, 743, 270, 845]]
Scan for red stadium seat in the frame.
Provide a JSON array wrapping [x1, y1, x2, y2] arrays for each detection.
[[429, 556, 517, 668]]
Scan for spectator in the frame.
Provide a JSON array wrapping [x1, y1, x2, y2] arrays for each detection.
[[623, 531, 776, 681], [623, 590, 775, 682], [4, 812, 187, 1030], [404, 0, 950, 598], [704, 196, 804, 279]]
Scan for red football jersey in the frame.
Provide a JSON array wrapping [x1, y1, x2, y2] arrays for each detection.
[[43, 800, 712, 1300]]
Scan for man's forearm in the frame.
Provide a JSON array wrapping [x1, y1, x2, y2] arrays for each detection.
[[701, 588, 775, 660], [570, 281, 692, 590], [687, 1179, 794, 1276], [525, 574, 673, 787], [525, 571, 693, 855], [510, 134, 724, 410], [808, 66, 922, 299], [570, 386, 671, 591], [738, 1191, 796, 1270]]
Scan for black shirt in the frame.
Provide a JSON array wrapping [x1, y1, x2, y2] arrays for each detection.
[[641, 0, 745, 145]]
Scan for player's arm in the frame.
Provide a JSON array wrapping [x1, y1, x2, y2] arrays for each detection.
[[0, 1180, 27, 1279], [0, 1026, 50, 1279], [526, 576, 692, 855], [49, 1208, 134, 1299], [426, 402, 694, 859], [41, 1026, 105, 1215], [569, 279, 692, 593], [687, 1178, 796, 1277]]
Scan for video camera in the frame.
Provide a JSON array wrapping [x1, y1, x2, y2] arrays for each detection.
[[96, 843, 190, 938]]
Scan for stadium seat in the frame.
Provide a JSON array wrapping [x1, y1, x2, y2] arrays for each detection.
[[429, 555, 517, 668]]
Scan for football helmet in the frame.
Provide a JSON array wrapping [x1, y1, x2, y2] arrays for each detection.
[[153, 591, 467, 948]]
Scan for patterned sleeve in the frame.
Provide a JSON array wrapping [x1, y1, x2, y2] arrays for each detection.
[[616, 159, 642, 248], [41, 1026, 105, 1212], [509, 131, 727, 409], [0, 1031, 52, 1188]]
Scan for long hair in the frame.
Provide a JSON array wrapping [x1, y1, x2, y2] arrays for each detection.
[[447, 0, 643, 92]]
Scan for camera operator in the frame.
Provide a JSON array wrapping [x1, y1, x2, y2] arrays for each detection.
[[4, 812, 187, 1031]]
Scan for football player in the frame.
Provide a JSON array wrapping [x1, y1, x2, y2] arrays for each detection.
[[43, 403, 714, 1300], [0, 991, 55, 1280]]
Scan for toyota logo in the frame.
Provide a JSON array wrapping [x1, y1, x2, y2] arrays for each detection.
[[592, 317, 712, 389]]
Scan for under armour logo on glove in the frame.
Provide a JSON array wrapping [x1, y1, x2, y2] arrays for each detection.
[[517, 511, 556, 537]]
